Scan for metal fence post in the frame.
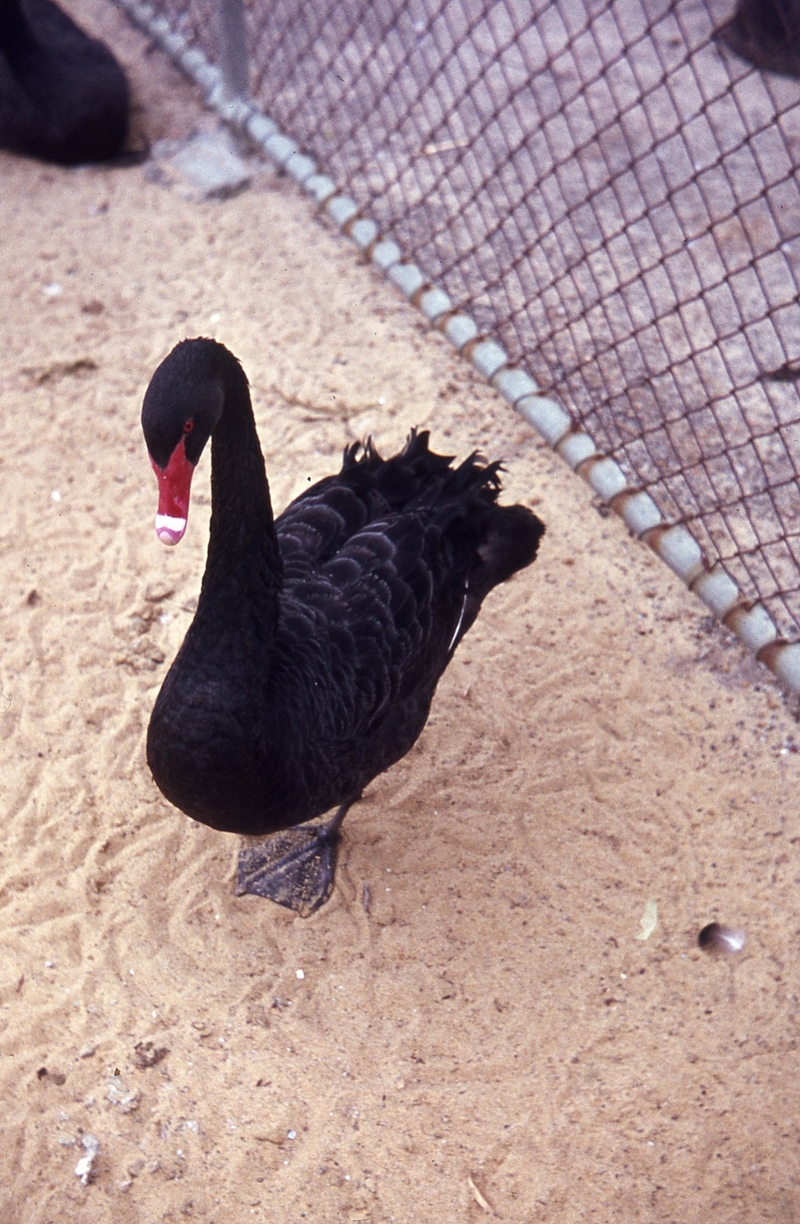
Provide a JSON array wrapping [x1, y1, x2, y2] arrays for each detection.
[[218, 0, 249, 97]]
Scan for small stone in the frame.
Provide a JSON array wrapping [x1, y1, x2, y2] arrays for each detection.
[[144, 582, 174, 603], [75, 1135, 100, 1186], [107, 1074, 141, 1113], [169, 129, 251, 200]]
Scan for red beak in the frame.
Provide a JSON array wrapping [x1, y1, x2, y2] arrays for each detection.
[[150, 438, 195, 545]]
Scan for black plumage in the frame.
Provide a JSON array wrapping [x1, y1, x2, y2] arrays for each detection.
[[0, 0, 128, 164], [142, 338, 545, 912]]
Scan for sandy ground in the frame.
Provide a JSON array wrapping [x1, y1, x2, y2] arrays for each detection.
[[2, 3, 800, 1221]]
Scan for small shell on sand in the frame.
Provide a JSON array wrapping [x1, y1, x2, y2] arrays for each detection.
[[698, 923, 746, 954]]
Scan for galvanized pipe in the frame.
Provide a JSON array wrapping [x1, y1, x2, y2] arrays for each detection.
[[218, 0, 249, 99]]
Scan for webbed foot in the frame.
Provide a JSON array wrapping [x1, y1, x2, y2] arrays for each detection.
[[234, 797, 358, 916]]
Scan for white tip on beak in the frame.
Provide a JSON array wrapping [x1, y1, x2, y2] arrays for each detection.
[[155, 514, 186, 545]]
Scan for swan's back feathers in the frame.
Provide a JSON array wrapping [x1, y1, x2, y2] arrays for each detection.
[[277, 429, 536, 564], [271, 428, 544, 745]]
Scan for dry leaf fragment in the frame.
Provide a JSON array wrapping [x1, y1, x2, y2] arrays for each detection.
[[22, 358, 98, 385], [468, 1174, 493, 1213], [133, 1040, 170, 1069], [635, 899, 658, 941]]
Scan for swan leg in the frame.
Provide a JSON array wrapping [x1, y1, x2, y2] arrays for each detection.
[[235, 795, 359, 916]]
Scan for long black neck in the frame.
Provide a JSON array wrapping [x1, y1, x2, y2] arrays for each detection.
[[195, 350, 283, 636]]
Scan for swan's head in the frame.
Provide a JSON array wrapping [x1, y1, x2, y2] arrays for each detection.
[[141, 339, 226, 545]]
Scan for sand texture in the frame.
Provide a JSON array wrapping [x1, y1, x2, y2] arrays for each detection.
[[2, 3, 800, 1220]]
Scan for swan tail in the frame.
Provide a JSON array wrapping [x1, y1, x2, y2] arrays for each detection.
[[342, 430, 505, 509], [343, 428, 545, 579], [477, 502, 546, 586]]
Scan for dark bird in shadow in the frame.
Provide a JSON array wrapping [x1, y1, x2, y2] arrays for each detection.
[[141, 338, 545, 915], [0, 0, 129, 164]]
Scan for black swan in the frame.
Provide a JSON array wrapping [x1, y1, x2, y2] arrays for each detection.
[[141, 338, 545, 914], [0, 0, 128, 164]]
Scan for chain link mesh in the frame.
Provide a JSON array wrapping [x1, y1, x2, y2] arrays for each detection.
[[142, 0, 800, 640]]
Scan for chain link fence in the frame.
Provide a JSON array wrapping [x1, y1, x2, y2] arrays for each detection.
[[127, 0, 800, 656]]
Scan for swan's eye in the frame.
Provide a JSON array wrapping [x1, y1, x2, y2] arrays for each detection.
[[183, 420, 194, 433]]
